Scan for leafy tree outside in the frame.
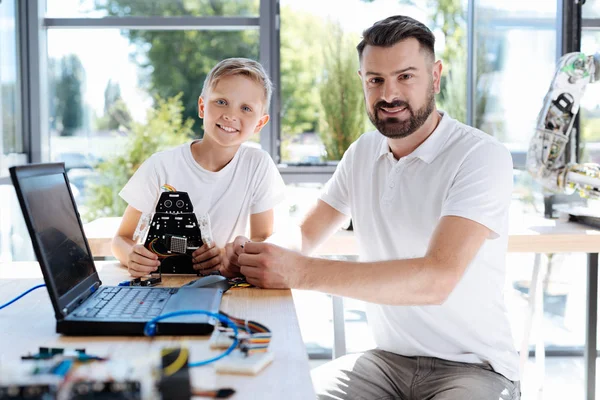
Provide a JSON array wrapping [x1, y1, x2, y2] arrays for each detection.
[[94, 0, 260, 137], [319, 22, 366, 161], [54, 54, 86, 136], [85, 94, 194, 221], [95, 80, 133, 131]]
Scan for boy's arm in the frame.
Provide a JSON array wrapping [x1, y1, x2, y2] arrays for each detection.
[[299, 200, 349, 255], [249, 209, 275, 242], [112, 205, 160, 276]]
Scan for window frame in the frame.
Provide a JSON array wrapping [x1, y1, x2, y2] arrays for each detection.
[[13, 0, 575, 182]]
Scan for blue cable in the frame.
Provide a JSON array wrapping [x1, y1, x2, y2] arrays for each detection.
[[144, 310, 239, 367], [0, 284, 46, 310]]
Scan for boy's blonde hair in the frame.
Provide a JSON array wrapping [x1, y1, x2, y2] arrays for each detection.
[[201, 58, 273, 111]]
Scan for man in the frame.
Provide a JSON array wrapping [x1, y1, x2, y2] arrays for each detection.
[[232, 15, 519, 399]]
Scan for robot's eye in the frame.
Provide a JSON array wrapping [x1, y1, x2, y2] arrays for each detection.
[[164, 200, 173, 208], [176, 200, 184, 208]]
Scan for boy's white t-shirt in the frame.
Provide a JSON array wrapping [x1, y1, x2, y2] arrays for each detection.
[[320, 112, 519, 381], [119, 141, 285, 247]]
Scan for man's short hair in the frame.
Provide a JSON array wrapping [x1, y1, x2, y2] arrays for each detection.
[[356, 15, 435, 61], [201, 58, 273, 110]]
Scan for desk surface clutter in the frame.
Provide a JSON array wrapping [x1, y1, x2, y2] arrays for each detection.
[[0, 261, 315, 399]]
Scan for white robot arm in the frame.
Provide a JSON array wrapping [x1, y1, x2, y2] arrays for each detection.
[[527, 52, 600, 198]]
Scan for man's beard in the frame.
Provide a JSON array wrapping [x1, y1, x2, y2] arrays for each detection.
[[368, 87, 436, 139]]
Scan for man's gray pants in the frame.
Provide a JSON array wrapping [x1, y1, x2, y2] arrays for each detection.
[[312, 349, 520, 400]]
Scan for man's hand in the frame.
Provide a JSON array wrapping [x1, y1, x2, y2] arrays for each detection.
[[192, 243, 223, 274], [237, 242, 307, 288], [127, 244, 160, 277], [220, 236, 250, 278]]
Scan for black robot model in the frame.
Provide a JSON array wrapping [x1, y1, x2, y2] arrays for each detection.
[[143, 191, 203, 274]]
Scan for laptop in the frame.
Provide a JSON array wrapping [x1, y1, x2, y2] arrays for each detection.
[[10, 163, 223, 336]]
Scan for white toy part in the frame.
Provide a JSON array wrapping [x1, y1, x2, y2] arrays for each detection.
[[132, 212, 152, 243], [198, 213, 214, 247], [527, 52, 600, 198]]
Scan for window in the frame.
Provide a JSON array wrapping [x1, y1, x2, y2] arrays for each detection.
[[44, 2, 261, 222], [0, 0, 23, 176], [279, 0, 466, 165], [583, 0, 600, 19], [475, 0, 557, 158], [46, 0, 260, 17], [0, 0, 34, 262], [580, 31, 600, 164]]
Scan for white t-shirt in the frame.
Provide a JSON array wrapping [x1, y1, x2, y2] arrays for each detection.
[[119, 141, 285, 248], [321, 112, 519, 381]]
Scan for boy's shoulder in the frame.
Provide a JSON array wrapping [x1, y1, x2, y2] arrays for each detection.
[[237, 143, 273, 163], [148, 142, 189, 162]]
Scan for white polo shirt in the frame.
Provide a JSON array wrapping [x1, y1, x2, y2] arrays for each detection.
[[119, 141, 285, 248], [321, 112, 519, 381]]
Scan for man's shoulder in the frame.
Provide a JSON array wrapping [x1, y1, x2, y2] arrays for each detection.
[[442, 114, 510, 158], [344, 130, 385, 160]]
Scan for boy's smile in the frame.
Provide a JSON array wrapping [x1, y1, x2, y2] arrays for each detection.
[[216, 123, 239, 133], [198, 74, 269, 148]]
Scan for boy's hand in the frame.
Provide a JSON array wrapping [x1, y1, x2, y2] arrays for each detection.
[[220, 236, 250, 278], [192, 243, 223, 274], [127, 244, 160, 277]]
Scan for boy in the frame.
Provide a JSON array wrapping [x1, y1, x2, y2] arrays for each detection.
[[112, 58, 285, 278]]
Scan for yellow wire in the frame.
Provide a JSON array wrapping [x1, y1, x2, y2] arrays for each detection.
[[162, 348, 189, 377]]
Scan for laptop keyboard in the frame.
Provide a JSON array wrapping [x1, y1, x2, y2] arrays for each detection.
[[74, 287, 174, 319]]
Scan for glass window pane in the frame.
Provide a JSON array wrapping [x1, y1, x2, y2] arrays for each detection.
[[46, 0, 259, 18], [583, 0, 600, 18], [47, 28, 259, 220], [0, 0, 23, 172], [279, 0, 466, 164], [476, 0, 556, 18], [475, 5, 557, 152], [580, 31, 600, 163]]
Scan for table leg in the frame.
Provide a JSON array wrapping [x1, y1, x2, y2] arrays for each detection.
[[586, 253, 598, 400], [519, 254, 542, 375], [332, 295, 347, 359]]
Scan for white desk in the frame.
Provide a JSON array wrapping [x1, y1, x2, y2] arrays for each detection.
[[0, 261, 315, 399]]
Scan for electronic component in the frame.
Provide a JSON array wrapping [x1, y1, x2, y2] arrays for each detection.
[[214, 351, 274, 375], [0, 384, 57, 400], [70, 381, 141, 400], [166, 235, 187, 254], [192, 388, 236, 399], [158, 347, 191, 400], [209, 313, 273, 375], [118, 276, 162, 287], [21, 347, 86, 360]]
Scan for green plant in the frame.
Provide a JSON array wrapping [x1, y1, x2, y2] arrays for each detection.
[[84, 94, 194, 220], [319, 23, 366, 161]]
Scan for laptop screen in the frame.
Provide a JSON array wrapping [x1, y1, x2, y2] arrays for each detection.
[[18, 172, 95, 297]]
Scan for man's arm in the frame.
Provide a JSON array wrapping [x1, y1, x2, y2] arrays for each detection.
[[261, 200, 349, 253], [220, 208, 275, 277], [239, 215, 490, 305]]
